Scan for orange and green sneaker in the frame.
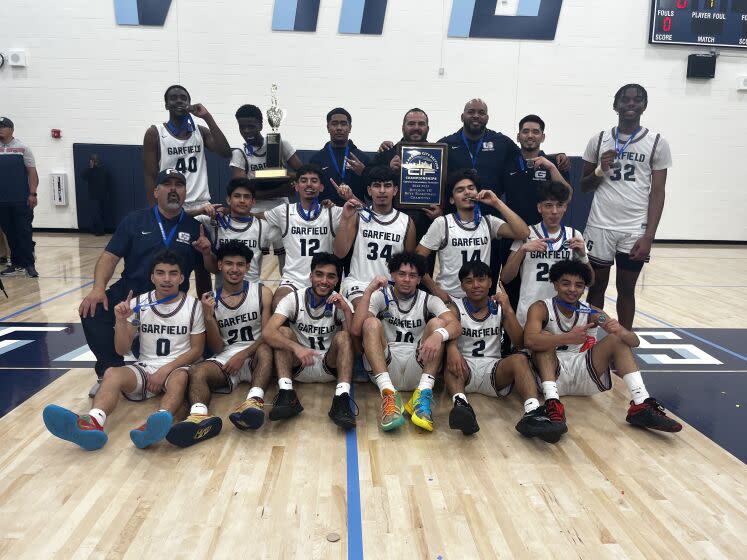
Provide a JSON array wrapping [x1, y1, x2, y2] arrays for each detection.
[[405, 388, 434, 432], [380, 389, 405, 431], [166, 413, 223, 447], [43, 404, 108, 451], [229, 397, 265, 430]]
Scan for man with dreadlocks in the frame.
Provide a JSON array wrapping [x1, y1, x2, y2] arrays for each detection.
[[579, 84, 672, 329]]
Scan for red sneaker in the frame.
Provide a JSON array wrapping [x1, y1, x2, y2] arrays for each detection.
[[626, 398, 682, 432]]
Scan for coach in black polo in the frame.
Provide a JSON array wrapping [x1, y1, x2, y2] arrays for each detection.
[[79, 169, 203, 392]]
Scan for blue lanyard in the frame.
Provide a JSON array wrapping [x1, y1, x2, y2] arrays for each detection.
[[614, 127, 641, 160], [154, 206, 185, 248], [297, 199, 320, 221], [453, 203, 481, 228], [461, 130, 485, 169], [165, 115, 195, 137], [307, 288, 334, 317], [327, 143, 350, 180], [540, 223, 567, 252], [215, 281, 249, 308], [357, 206, 373, 223], [464, 297, 497, 316], [132, 293, 179, 325], [553, 297, 607, 322], [244, 143, 255, 157], [216, 213, 253, 230]]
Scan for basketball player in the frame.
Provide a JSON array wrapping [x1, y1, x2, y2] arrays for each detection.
[[262, 252, 357, 430], [334, 166, 416, 309], [524, 259, 682, 438], [350, 252, 461, 432], [166, 241, 273, 447], [192, 177, 272, 283], [445, 261, 563, 442], [417, 168, 529, 302], [580, 84, 672, 329], [43, 251, 206, 450], [143, 85, 231, 215], [261, 164, 344, 309], [501, 181, 591, 326]]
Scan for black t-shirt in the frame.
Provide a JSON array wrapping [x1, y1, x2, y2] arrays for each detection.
[[502, 152, 568, 226], [105, 206, 202, 295]]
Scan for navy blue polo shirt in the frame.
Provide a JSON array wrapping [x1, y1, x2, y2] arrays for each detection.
[[310, 140, 370, 205], [105, 206, 202, 295], [503, 152, 569, 226], [438, 129, 519, 196]]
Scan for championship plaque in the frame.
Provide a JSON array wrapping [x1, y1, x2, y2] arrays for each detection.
[[397, 143, 447, 209], [256, 84, 288, 179]]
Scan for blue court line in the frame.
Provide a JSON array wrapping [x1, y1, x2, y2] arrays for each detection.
[[345, 388, 364, 560], [606, 296, 747, 363], [0, 281, 94, 322]]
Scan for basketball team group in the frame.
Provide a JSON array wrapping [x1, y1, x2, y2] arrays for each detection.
[[42, 82, 683, 453]]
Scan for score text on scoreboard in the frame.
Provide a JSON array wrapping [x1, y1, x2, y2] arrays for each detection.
[[649, 0, 747, 48]]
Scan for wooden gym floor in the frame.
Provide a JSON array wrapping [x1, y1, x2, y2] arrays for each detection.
[[0, 233, 745, 559]]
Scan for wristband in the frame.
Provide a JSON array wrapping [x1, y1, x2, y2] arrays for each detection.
[[435, 327, 449, 342], [577, 254, 589, 264], [594, 166, 604, 177]]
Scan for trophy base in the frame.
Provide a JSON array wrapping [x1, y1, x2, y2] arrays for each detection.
[[255, 168, 290, 179]]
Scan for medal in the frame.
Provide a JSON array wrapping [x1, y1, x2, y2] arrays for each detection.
[[297, 198, 320, 221], [613, 126, 641, 169]]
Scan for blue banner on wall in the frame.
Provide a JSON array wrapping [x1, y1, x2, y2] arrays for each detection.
[[114, 0, 172, 26], [448, 0, 563, 39]]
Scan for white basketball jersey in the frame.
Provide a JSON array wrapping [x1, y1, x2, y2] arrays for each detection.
[[265, 203, 342, 287], [541, 298, 598, 354], [348, 210, 410, 283], [214, 281, 264, 358], [157, 123, 210, 205], [229, 137, 296, 176], [274, 289, 349, 352], [513, 223, 583, 326], [368, 287, 449, 348], [128, 292, 205, 368], [420, 213, 504, 297], [209, 216, 268, 283], [583, 127, 672, 231], [452, 297, 503, 360]]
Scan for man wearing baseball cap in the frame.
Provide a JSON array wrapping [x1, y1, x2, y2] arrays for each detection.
[[79, 167, 207, 396], [0, 117, 39, 277]]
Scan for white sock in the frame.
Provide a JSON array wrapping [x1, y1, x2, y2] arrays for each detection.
[[373, 372, 395, 395], [541, 381, 559, 401], [336, 382, 351, 396], [247, 387, 265, 401], [278, 378, 293, 390], [452, 392, 468, 404], [418, 373, 436, 391], [623, 371, 649, 405], [190, 403, 208, 416], [524, 398, 540, 413], [88, 408, 106, 426]]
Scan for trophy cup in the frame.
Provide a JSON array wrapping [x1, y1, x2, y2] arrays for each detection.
[[255, 84, 289, 179]]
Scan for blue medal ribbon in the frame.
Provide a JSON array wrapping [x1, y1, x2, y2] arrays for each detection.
[[540, 222, 567, 252], [153, 206, 185, 248], [461, 130, 485, 169], [553, 297, 607, 323], [297, 199, 320, 221], [132, 292, 179, 326], [614, 126, 641, 162], [327, 143, 350, 180], [463, 297, 498, 316], [244, 143, 255, 157], [214, 280, 249, 308], [165, 115, 195, 137], [307, 288, 334, 317], [216, 212, 253, 230]]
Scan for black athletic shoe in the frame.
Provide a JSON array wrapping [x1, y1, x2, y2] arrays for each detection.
[[166, 414, 223, 448], [448, 396, 480, 435], [328, 393, 358, 430], [269, 389, 303, 421], [0, 265, 24, 276], [626, 398, 682, 432], [515, 408, 566, 443]]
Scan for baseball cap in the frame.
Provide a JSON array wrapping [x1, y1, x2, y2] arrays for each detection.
[[0, 117, 14, 129], [156, 168, 187, 185]]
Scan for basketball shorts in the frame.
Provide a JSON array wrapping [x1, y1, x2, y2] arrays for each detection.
[[541, 350, 612, 396], [123, 362, 186, 401], [292, 351, 337, 383], [364, 344, 425, 391], [463, 356, 513, 397], [207, 347, 256, 393], [340, 278, 367, 302], [584, 225, 650, 268]]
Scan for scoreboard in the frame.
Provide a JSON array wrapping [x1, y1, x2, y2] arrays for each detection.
[[649, 0, 747, 48]]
